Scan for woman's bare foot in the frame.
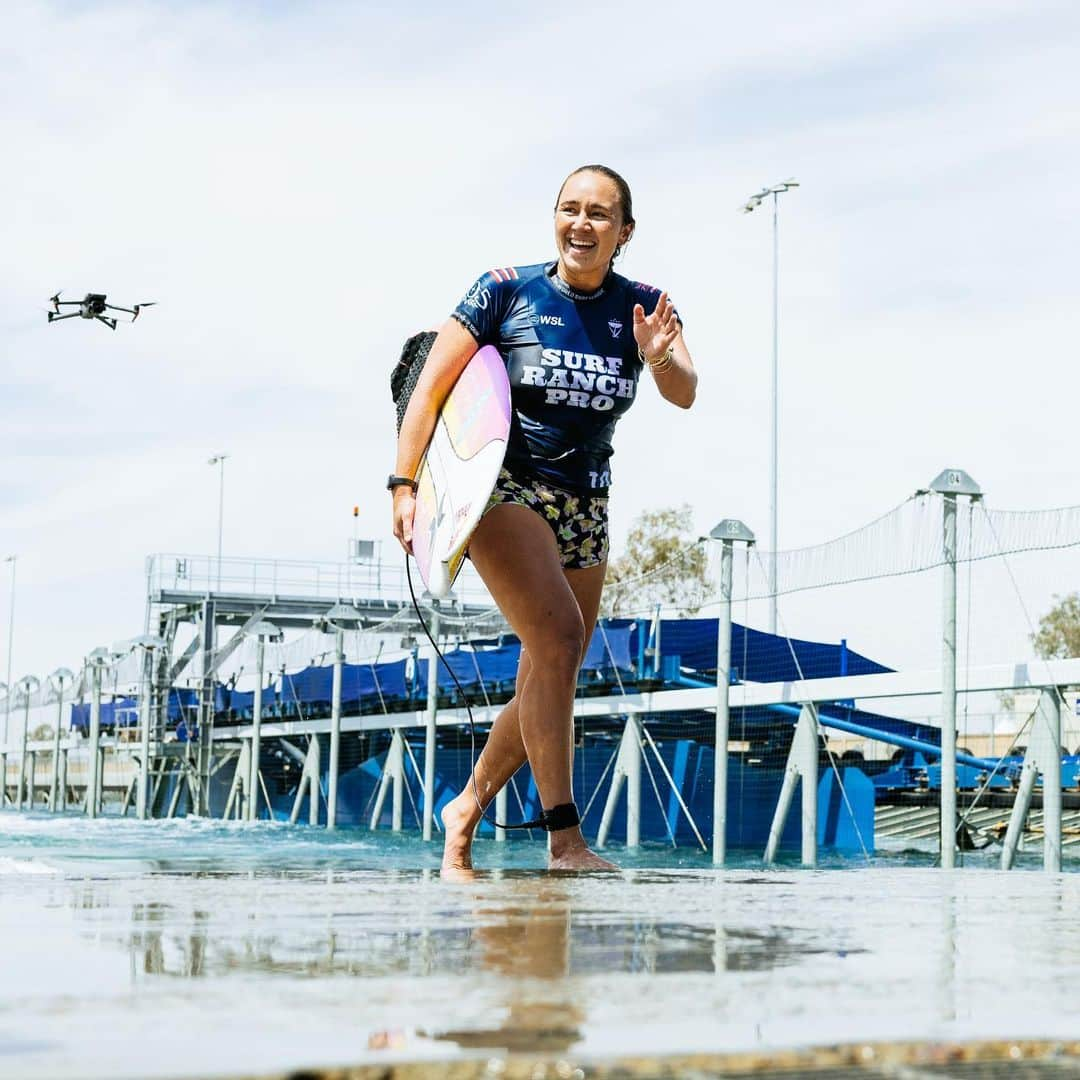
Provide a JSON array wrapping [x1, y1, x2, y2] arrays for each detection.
[[440, 792, 480, 874], [549, 845, 618, 871], [548, 828, 617, 872]]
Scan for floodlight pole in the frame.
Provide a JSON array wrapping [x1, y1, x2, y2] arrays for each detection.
[[208, 454, 228, 591], [770, 192, 779, 633], [741, 182, 798, 634]]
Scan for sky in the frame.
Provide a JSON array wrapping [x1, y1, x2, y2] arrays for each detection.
[[2, 0, 1080, 687]]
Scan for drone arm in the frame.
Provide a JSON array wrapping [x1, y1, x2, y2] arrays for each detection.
[[47, 311, 81, 324], [94, 316, 119, 331]]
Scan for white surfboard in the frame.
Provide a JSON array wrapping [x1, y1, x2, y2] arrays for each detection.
[[411, 345, 512, 598]]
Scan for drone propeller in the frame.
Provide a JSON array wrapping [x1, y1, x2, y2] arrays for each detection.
[[132, 302, 156, 321], [49, 292, 62, 313]]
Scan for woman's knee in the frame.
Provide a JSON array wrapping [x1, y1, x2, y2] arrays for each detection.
[[526, 615, 586, 676]]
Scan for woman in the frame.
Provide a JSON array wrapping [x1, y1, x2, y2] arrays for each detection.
[[391, 165, 697, 871]]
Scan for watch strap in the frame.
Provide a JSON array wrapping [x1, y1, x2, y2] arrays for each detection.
[[387, 474, 418, 493]]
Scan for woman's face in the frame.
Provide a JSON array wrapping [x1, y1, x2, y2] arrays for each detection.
[[554, 171, 632, 282]]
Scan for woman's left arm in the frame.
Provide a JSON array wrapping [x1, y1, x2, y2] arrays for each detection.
[[648, 330, 696, 409], [633, 292, 697, 409]]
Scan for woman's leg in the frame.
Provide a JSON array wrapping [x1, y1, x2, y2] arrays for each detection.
[[441, 503, 612, 870], [440, 558, 606, 870]]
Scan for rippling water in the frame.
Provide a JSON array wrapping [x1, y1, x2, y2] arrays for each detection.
[[2, 813, 1078, 1080]]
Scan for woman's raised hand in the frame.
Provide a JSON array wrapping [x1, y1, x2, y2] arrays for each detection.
[[632, 292, 679, 363]]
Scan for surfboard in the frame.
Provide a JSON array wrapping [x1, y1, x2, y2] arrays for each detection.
[[410, 344, 511, 598]]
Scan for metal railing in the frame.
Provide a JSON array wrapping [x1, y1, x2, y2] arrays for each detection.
[[145, 552, 495, 608]]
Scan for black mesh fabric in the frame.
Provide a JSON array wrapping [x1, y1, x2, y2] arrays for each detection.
[[391, 331, 438, 433]]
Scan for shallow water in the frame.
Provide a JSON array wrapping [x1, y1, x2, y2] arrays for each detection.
[[2, 813, 1079, 1079]]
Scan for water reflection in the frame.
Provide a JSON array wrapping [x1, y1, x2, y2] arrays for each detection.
[[98, 870, 857, 990], [431, 877, 583, 1052]]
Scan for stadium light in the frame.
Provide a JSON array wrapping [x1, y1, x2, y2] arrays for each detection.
[[740, 178, 799, 634]]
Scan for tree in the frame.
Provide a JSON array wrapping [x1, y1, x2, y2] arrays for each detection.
[[604, 505, 709, 617], [1032, 592, 1080, 659]]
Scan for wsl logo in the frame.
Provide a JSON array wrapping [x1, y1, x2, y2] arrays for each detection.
[[608, 318, 623, 339]]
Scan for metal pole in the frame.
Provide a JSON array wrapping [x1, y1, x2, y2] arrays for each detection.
[[49, 689, 63, 811], [940, 493, 957, 869], [3, 556, 15, 749], [714, 538, 734, 865], [422, 603, 440, 841], [248, 638, 265, 822], [207, 454, 228, 592], [769, 193, 779, 635], [18, 693, 30, 810], [197, 600, 215, 815], [327, 628, 344, 830], [86, 663, 102, 820], [137, 650, 153, 820], [626, 715, 641, 847], [799, 705, 819, 866], [216, 458, 225, 591], [494, 784, 507, 842], [1043, 690, 1062, 873]]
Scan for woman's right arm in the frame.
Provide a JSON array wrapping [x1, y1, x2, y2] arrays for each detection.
[[391, 316, 479, 553]]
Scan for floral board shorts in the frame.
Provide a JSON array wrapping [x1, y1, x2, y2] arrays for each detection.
[[481, 468, 609, 570]]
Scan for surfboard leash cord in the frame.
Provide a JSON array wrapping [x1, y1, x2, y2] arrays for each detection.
[[404, 554, 579, 834]]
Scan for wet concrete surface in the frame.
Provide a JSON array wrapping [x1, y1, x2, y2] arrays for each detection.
[[2, 818, 1080, 1079]]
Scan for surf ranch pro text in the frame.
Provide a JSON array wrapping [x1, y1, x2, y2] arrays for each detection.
[[519, 348, 635, 413]]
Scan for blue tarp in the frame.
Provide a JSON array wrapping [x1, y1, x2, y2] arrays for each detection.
[[70, 697, 139, 730], [75, 619, 894, 727], [228, 683, 279, 712], [276, 628, 636, 708], [278, 659, 410, 710], [639, 618, 891, 682]]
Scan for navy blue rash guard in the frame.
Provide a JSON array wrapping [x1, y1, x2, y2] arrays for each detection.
[[451, 262, 678, 495]]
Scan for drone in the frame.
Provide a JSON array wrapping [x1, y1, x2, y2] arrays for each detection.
[[47, 292, 156, 330]]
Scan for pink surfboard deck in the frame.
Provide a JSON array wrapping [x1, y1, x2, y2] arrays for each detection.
[[411, 345, 512, 598]]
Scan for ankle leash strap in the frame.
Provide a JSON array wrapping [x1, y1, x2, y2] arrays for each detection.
[[499, 802, 581, 832]]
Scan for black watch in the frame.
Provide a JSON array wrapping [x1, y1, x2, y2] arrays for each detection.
[[386, 474, 418, 493]]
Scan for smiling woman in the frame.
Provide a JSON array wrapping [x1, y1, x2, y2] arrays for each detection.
[[391, 165, 698, 874]]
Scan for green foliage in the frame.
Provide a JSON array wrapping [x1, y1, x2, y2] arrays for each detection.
[[30, 723, 53, 741], [1031, 592, 1080, 659], [604, 505, 708, 616]]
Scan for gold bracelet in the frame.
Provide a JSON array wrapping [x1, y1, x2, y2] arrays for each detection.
[[638, 346, 674, 372]]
